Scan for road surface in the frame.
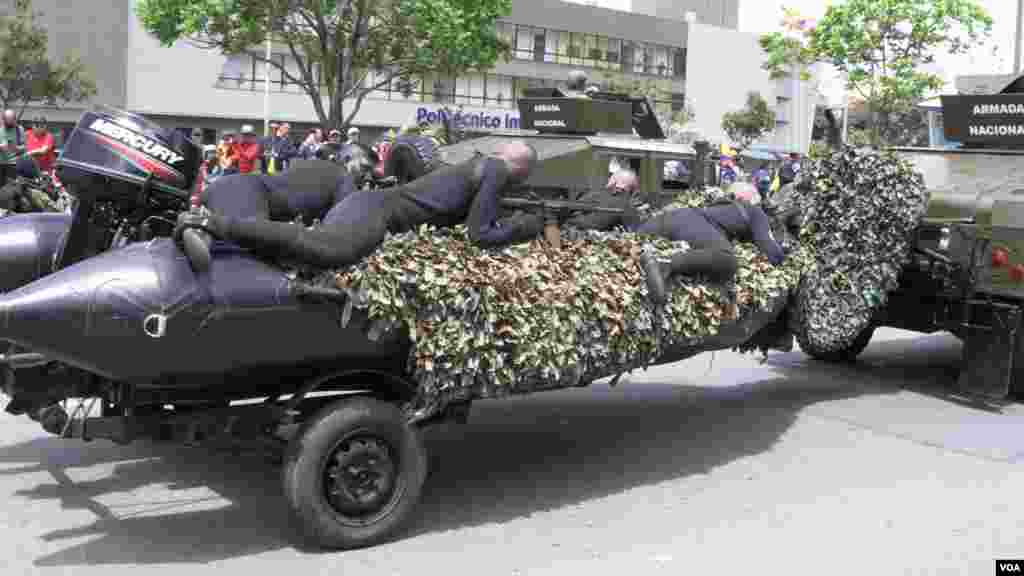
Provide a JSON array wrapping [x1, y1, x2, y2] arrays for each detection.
[[1, 328, 1022, 575]]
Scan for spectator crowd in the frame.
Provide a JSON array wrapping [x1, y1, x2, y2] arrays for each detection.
[[200, 122, 365, 186]]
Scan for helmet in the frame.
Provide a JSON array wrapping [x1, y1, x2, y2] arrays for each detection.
[[755, 173, 771, 194]]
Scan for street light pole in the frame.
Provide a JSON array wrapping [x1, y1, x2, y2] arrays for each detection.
[[266, 22, 274, 136], [1016, 0, 1024, 73]]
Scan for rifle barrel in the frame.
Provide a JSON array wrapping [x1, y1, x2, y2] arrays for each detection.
[[500, 197, 624, 214]]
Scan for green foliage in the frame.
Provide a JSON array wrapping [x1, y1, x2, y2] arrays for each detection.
[[807, 140, 832, 160], [333, 219, 812, 402], [0, 0, 96, 117], [721, 91, 776, 150], [135, 0, 512, 130], [783, 147, 928, 353], [758, 0, 992, 145]]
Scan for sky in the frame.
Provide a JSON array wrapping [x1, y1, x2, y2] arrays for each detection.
[[738, 0, 1020, 98]]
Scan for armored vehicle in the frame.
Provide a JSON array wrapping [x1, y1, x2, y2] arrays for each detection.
[[808, 83, 1024, 400], [436, 75, 715, 208]]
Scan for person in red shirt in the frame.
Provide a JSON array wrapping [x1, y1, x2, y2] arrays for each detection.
[[25, 116, 56, 174], [235, 124, 262, 174]]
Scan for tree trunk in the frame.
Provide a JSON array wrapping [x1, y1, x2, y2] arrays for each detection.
[[823, 109, 842, 149], [333, 0, 355, 132]]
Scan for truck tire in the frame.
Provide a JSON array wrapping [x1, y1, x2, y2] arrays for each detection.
[[796, 323, 876, 363], [282, 396, 427, 550]]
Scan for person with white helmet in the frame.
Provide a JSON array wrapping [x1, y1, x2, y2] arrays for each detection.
[[345, 126, 360, 145]]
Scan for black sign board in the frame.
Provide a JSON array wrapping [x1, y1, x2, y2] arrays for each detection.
[[517, 98, 633, 135], [522, 87, 567, 98], [942, 95, 1024, 147]]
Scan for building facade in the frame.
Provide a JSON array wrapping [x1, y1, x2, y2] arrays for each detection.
[[9, 0, 817, 153]]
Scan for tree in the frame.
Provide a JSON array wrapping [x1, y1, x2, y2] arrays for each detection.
[[721, 91, 775, 151], [759, 0, 992, 146], [0, 0, 97, 119], [136, 0, 512, 132]]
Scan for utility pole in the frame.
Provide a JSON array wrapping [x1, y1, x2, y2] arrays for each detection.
[[264, 16, 273, 137]]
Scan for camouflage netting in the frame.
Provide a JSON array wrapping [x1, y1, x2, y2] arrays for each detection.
[[332, 216, 813, 403], [782, 147, 929, 357], [321, 146, 927, 402]]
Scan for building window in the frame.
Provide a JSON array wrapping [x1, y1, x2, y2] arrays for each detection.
[[633, 43, 648, 74], [672, 48, 686, 78], [670, 92, 687, 112], [606, 38, 621, 70], [555, 30, 571, 65], [568, 33, 583, 65], [544, 29, 559, 64], [621, 41, 635, 72], [515, 25, 536, 60], [652, 46, 669, 77]]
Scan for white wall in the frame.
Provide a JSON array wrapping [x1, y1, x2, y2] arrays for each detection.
[[683, 22, 777, 147], [125, 17, 521, 130]]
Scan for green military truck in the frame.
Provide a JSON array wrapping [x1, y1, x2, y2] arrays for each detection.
[[805, 90, 1024, 401]]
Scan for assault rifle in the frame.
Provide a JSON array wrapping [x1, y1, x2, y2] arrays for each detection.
[[500, 194, 627, 249]]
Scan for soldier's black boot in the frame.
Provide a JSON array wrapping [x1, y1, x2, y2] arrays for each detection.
[[639, 250, 668, 305], [175, 209, 216, 274]]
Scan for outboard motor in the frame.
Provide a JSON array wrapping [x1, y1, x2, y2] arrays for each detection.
[[53, 106, 200, 268], [0, 106, 200, 296]]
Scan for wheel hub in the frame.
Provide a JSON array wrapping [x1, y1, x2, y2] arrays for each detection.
[[325, 436, 398, 520]]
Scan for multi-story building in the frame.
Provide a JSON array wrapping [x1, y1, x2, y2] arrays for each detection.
[[9, 0, 817, 154]]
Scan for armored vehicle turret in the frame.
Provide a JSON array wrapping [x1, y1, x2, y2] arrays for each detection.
[[436, 71, 704, 207]]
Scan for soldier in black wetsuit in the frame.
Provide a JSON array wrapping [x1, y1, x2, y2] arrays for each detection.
[[562, 169, 643, 231], [637, 185, 788, 304], [199, 158, 357, 225], [176, 141, 538, 269]]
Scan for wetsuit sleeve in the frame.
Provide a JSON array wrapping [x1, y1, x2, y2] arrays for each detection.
[[748, 206, 785, 265], [465, 158, 518, 248]]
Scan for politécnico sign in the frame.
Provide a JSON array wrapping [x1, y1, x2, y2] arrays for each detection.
[[942, 95, 1024, 146]]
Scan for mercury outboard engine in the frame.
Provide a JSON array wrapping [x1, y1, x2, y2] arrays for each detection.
[[53, 106, 200, 267], [0, 106, 200, 294]]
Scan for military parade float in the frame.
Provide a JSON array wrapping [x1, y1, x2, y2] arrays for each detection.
[[0, 73, 972, 549]]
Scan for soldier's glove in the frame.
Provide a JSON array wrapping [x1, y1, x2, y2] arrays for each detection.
[[174, 209, 224, 243], [622, 200, 643, 229]]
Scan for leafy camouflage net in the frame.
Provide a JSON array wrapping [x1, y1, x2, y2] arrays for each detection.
[[334, 224, 813, 403], [783, 147, 928, 357]]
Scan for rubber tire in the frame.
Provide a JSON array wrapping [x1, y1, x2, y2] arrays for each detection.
[[282, 396, 427, 550], [797, 323, 876, 363]]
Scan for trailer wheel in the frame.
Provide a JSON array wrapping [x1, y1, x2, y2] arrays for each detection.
[[797, 324, 876, 363], [282, 396, 427, 550]]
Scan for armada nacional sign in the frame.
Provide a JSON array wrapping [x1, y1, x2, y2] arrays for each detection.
[[942, 95, 1024, 146]]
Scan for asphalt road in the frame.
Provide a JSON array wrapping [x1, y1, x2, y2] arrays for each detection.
[[1, 328, 1023, 575]]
